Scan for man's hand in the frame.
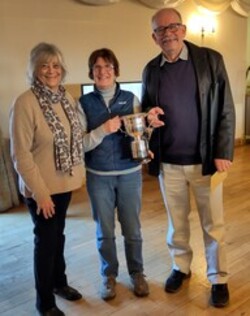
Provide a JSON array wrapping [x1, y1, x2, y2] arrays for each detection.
[[148, 150, 154, 159], [147, 107, 165, 128], [214, 159, 232, 172]]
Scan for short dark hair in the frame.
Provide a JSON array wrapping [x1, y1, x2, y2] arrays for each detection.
[[88, 48, 120, 80]]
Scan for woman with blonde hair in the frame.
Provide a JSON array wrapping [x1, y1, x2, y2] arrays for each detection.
[[10, 42, 84, 316]]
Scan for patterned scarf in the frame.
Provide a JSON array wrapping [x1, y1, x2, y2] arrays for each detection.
[[31, 79, 83, 175]]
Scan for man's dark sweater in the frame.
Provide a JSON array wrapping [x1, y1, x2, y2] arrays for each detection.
[[158, 58, 202, 165]]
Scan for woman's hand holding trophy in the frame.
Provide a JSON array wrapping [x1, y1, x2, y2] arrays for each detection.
[[102, 116, 121, 133]]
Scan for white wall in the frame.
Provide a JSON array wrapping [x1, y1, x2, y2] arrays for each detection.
[[247, 16, 250, 89], [0, 0, 248, 139]]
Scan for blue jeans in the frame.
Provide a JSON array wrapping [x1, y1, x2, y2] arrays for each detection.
[[86, 170, 143, 277]]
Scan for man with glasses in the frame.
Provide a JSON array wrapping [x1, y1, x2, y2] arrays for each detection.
[[141, 8, 235, 308]]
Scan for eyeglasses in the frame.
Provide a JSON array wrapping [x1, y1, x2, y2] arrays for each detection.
[[92, 64, 114, 72], [154, 23, 183, 37]]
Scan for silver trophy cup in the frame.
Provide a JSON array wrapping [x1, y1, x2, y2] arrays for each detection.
[[122, 113, 153, 164]]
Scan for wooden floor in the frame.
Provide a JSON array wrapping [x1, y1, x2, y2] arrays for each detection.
[[1, 145, 250, 316]]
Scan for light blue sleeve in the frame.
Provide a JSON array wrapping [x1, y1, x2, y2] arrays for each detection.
[[77, 102, 109, 153]]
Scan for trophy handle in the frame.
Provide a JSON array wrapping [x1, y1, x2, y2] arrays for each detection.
[[144, 113, 155, 140]]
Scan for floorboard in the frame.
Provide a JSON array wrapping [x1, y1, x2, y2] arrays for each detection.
[[0, 145, 250, 315]]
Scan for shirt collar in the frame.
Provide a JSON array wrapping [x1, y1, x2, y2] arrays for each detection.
[[160, 43, 188, 66]]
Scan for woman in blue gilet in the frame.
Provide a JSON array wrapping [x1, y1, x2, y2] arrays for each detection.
[[79, 48, 149, 301]]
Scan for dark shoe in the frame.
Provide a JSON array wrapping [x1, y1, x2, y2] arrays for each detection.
[[53, 285, 82, 301], [211, 284, 229, 308], [130, 272, 149, 297], [39, 306, 65, 316], [165, 269, 191, 293], [100, 275, 116, 300]]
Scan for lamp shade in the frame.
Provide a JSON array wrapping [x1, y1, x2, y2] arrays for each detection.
[[139, 0, 185, 9], [193, 0, 231, 13], [78, 0, 119, 5], [231, 0, 250, 17]]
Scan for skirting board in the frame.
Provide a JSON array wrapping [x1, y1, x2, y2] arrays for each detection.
[[235, 138, 246, 146]]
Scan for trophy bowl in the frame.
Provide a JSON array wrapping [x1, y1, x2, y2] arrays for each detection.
[[122, 113, 147, 138], [122, 113, 151, 163]]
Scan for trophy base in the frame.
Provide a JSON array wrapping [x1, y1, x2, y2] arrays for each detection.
[[131, 140, 150, 164], [133, 157, 151, 164]]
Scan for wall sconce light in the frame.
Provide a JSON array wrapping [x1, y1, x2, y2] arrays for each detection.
[[187, 14, 217, 44], [200, 21, 215, 40]]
